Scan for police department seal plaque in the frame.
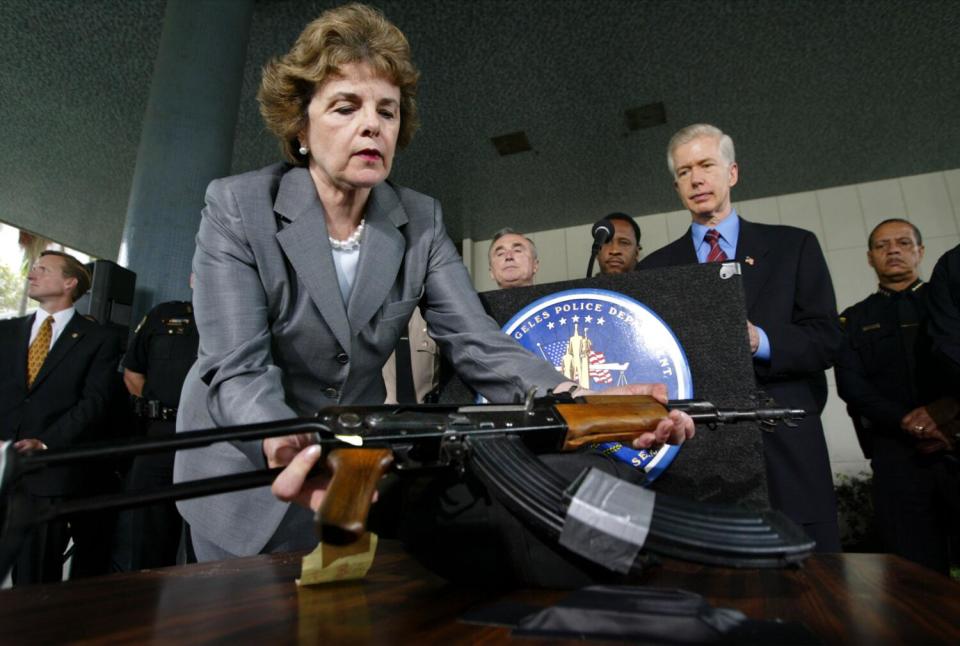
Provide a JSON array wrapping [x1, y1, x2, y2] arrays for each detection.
[[502, 288, 693, 481]]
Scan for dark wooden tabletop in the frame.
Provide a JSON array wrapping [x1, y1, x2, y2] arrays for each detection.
[[2, 541, 959, 644]]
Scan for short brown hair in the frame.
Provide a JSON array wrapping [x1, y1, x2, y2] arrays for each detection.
[[40, 250, 91, 302], [258, 3, 420, 165]]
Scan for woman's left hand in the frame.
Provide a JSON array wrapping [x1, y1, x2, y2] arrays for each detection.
[[271, 443, 331, 512], [263, 433, 316, 469]]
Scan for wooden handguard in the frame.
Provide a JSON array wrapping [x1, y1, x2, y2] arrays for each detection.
[[556, 395, 669, 450], [316, 448, 394, 545]]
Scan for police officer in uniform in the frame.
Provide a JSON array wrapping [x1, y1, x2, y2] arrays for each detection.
[[118, 294, 198, 570], [836, 219, 957, 573]]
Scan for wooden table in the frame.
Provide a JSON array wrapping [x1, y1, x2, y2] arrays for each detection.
[[2, 541, 959, 643]]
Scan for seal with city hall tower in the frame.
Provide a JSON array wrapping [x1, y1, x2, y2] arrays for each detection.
[[502, 288, 693, 481]]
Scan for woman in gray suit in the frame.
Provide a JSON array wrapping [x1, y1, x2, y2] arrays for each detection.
[[176, 3, 693, 563]]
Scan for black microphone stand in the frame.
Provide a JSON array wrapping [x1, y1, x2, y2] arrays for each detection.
[[586, 251, 599, 279]]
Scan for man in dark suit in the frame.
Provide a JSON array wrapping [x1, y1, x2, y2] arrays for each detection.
[[0, 250, 123, 584], [639, 123, 842, 551]]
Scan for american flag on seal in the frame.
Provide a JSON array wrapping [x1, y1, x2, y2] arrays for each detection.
[[539, 340, 568, 366], [589, 350, 613, 384]]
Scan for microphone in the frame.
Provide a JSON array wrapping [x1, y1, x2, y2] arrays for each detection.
[[591, 218, 614, 248], [586, 218, 615, 278]]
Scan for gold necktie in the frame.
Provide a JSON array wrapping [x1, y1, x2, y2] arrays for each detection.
[[27, 316, 53, 387]]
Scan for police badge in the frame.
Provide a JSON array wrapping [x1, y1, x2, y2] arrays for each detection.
[[502, 288, 693, 481]]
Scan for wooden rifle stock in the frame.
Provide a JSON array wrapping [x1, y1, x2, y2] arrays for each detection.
[[318, 448, 393, 545]]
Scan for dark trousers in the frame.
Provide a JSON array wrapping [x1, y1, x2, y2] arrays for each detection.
[[12, 497, 115, 585], [872, 442, 959, 574], [12, 508, 70, 585], [70, 510, 117, 578], [113, 449, 182, 571], [800, 520, 842, 553]]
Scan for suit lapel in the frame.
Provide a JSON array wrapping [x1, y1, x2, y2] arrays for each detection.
[[29, 313, 88, 391], [274, 168, 352, 353], [347, 182, 407, 331], [676, 227, 699, 264], [734, 218, 773, 312], [13, 314, 33, 389]]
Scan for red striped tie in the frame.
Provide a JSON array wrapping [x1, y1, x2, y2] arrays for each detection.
[[705, 229, 728, 263]]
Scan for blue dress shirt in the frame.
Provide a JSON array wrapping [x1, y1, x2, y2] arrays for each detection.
[[690, 210, 770, 361]]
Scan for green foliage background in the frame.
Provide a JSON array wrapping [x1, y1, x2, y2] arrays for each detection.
[[0, 262, 24, 315]]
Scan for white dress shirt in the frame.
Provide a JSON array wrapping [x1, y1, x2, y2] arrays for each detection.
[[28, 306, 76, 348]]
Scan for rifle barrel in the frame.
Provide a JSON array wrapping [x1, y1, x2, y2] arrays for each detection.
[[21, 418, 335, 469]]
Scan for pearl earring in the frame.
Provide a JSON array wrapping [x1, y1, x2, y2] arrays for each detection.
[[298, 145, 309, 155]]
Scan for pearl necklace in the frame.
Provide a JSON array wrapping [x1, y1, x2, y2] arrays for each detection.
[[328, 219, 365, 251]]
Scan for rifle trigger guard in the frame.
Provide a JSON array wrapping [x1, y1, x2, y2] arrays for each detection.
[[439, 433, 470, 475]]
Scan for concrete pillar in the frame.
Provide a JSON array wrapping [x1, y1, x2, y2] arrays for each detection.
[[119, 0, 254, 316]]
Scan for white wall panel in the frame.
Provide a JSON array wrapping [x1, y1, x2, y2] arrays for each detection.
[[736, 197, 780, 226], [943, 169, 960, 231], [637, 212, 668, 262], [461, 236, 473, 280], [857, 178, 908, 234], [817, 185, 866, 250], [900, 172, 959, 239], [470, 238, 496, 293], [777, 191, 825, 250], [564, 223, 593, 280], [664, 209, 693, 242], [827, 247, 877, 312], [528, 229, 568, 287]]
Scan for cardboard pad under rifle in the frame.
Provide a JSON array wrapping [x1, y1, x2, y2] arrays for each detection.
[[298, 532, 378, 586]]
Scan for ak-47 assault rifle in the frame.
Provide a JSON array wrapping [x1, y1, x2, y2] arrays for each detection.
[[0, 393, 811, 580]]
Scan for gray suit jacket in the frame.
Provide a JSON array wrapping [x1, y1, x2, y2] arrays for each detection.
[[175, 164, 563, 558]]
